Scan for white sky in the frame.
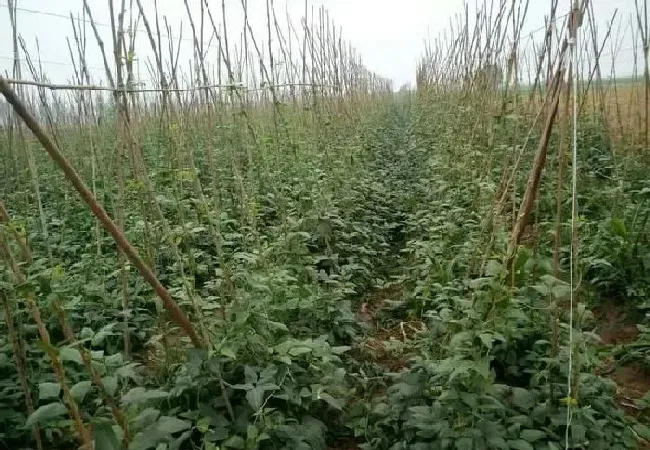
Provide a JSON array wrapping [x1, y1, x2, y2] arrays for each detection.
[[0, 0, 643, 89]]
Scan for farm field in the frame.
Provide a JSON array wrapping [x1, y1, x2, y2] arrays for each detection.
[[1, 1, 650, 450]]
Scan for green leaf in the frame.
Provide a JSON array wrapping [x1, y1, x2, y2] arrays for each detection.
[[460, 392, 477, 408], [196, 417, 211, 433], [94, 423, 121, 450], [510, 388, 535, 410], [220, 346, 237, 359], [267, 320, 289, 332], [288, 346, 312, 356], [551, 283, 571, 299], [129, 416, 191, 450], [514, 248, 532, 271], [105, 353, 124, 366], [247, 424, 258, 441], [571, 424, 586, 442], [38, 382, 61, 400], [485, 260, 503, 277], [26, 402, 67, 427], [478, 333, 493, 350], [60, 347, 84, 364], [319, 392, 343, 410], [258, 365, 278, 383], [256, 383, 279, 392], [456, 437, 473, 450], [274, 354, 292, 365], [117, 363, 143, 383], [169, 430, 192, 450], [634, 423, 650, 440], [157, 416, 192, 434], [507, 440, 534, 450], [121, 388, 169, 406], [487, 437, 508, 449], [611, 218, 627, 238], [331, 346, 352, 355], [70, 381, 93, 403], [103, 376, 118, 396], [131, 408, 161, 430], [510, 415, 531, 425], [92, 323, 118, 346], [532, 283, 550, 296], [212, 426, 229, 441], [235, 310, 250, 324], [244, 365, 258, 385], [246, 386, 265, 411], [80, 327, 95, 340], [223, 435, 245, 449], [520, 429, 545, 442]]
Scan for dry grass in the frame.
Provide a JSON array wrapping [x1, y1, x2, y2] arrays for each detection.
[[584, 81, 646, 142]]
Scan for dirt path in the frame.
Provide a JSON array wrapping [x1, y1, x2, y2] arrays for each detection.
[[357, 283, 422, 372], [594, 303, 650, 448], [327, 105, 422, 450], [327, 283, 417, 450]]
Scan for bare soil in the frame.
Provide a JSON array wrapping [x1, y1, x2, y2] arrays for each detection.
[[593, 303, 650, 449], [594, 304, 640, 346]]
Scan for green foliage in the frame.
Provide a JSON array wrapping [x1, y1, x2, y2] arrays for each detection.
[[0, 97, 410, 449], [348, 95, 644, 450], [1, 81, 648, 450]]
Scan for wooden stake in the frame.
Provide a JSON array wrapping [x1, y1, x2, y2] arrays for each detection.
[[0, 75, 204, 349]]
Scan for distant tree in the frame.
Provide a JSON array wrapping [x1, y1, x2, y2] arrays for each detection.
[[398, 83, 411, 93]]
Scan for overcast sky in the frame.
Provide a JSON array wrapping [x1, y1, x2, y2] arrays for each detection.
[[0, 0, 643, 89]]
